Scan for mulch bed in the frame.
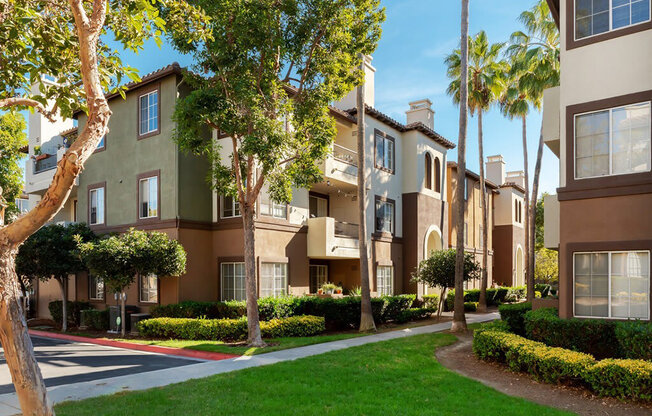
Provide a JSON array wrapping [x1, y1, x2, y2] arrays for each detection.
[[435, 332, 652, 416]]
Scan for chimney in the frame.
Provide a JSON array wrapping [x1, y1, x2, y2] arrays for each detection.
[[506, 170, 526, 188], [405, 99, 434, 129], [486, 155, 505, 186], [333, 55, 375, 111]]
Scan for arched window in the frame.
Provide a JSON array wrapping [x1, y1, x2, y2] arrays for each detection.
[[434, 157, 441, 193], [425, 153, 432, 190]]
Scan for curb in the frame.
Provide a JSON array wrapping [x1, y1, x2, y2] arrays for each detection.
[[28, 330, 240, 361]]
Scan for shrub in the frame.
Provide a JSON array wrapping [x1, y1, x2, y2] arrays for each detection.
[[498, 302, 531, 335], [149, 300, 246, 320], [446, 287, 511, 310], [524, 308, 619, 359], [534, 283, 551, 298], [419, 294, 439, 309], [504, 286, 526, 302], [584, 359, 652, 401], [395, 307, 434, 324], [379, 295, 416, 322], [48, 301, 91, 328], [80, 309, 109, 331], [137, 315, 325, 341], [258, 296, 300, 320], [464, 302, 478, 312], [615, 320, 652, 361], [475, 320, 510, 334]]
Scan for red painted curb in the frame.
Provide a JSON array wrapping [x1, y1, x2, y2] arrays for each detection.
[[28, 330, 240, 361]]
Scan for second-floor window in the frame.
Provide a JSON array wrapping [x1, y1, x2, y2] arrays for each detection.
[[97, 135, 105, 150], [222, 195, 240, 218], [575, 0, 651, 40], [15, 198, 29, 214], [139, 176, 158, 219], [89, 187, 105, 225], [375, 130, 395, 173], [425, 153, 433, 190], [375, 197, 395, 235], [575, 101, 651, 179], [139, 90, 159, 136], [260, 185, 287, 219]]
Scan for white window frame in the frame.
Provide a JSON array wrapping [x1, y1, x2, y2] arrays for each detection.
[[259, 189, 287, 219], [309, 264, 328, 293], [260, 262, 288, 298], [15, 198, 29, 214], [377, 265, 394, 296], [574, 0, 652, 41], [573, 250, 650, 319], [309, 194, 328, 218], [139, 273, 158, 303], [221, 262, 246, 301], [375, 198, 395, 235], [89, 274, 104, 301], [375, 131, 395, 173], [139, 90, 159, 136], [221, 195, 241, 218], [574, 101, 651, 180], [139, 176, 158, 219], [89, 187, 105, 225]]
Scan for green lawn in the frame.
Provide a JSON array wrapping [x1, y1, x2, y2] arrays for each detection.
[[56, 332, 570, 416]]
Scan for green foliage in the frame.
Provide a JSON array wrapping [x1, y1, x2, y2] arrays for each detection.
[[137, 315, 325, 341], [80, 309, 109, 331], [0, 112, 27, 220], [48, 301, 90, 328], [464, 302, 478, 312], [419, 294, 440, 309], [584, 359, 652, 401], [615, 321, 652, 361], [535, 248, 558, 284], [79, 228, 186, 294], [412, 249, 481, 289], [446, 287, 512, 310], [535, 194, 546, 250], [151, 300, 246, 319], [498, 302, 532, 335], [475, 320, 511, 334], [395, 308, 435, 324]]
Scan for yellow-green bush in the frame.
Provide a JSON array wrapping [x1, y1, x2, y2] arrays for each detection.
[[584, 359, 652, 401]]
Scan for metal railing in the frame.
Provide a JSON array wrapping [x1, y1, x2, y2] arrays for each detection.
[[332, 144, 357, 167], [334, 220, 359, 239], [34, 155, 57, 173]]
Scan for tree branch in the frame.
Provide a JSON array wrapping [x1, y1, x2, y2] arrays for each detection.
[[0, 98, 56, 123]]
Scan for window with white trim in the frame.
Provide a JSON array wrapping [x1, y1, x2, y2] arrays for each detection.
[[15, 198, 29, 214], [375, 131, 395, 172], [221, 262, 246, 301], [89, 187, 105, 225], [574, 251, 649, 319], [221, 195, 240, 218], [139, 90, 159, 135], [375, 198, 394, 234], [309, 195, 328, 218], [140, 274, 158, 303], [139, 176, 158, 219], [260, 184, 287, 219], [575, 0, 651, 40], [377, 266, 394, 296], [309, 265, 328, 293], [89, 274, 104, 301], [575, 102, 650, 179], [260, 262, 288, 298]]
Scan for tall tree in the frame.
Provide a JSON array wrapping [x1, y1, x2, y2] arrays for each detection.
[[0, 1, 208, 414], [15, 223, 96, 332], [0, 112, 27, 223], [173, 0, 385, 346], [445, 31, 505, 313], [506, 0, 560, 300], [451, 0, 470, 333]]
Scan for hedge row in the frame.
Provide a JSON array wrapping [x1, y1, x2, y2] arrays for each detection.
[[395, 307, 435, 324], [446, 286, 526, 310], [150, 300, 246, 320], [48, 301, 91, 328], [473, 329, 652, 401], [137, 315, 325, 341], [498, 302, 532, 336], [80, 309, 109, 331]]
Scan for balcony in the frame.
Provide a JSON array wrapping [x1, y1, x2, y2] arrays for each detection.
[[544, 194, 559, 249], [25, 147, 78, 195], [542, 86, 560, 157], [320, 144, 358, 188], [307, 217, 360, 259]]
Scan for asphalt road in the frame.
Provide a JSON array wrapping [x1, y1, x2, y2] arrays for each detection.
[[0, 336, 200, 394]]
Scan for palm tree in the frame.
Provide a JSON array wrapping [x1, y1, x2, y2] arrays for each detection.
[[445, 31, 505, 313], [504, 0, 560, 301], [451, 0, 470, 333]]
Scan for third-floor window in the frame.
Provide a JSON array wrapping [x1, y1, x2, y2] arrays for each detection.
[[139, 90, 159, 137], [575, 0, 651, 40], [374, 130, 395, 173]]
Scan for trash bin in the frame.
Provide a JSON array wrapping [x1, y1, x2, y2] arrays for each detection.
[[109, 305, 140, 332]]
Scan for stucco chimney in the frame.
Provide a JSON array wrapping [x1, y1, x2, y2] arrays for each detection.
[[486, 155, 505, 186], [405, 99, 434, 129], [333, 55, 375, 111], [506, 170, 526, 188]]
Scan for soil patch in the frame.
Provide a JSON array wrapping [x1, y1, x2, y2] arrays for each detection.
[[436, 333, 652, 416]]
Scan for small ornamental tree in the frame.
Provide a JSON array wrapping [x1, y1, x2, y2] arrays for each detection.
[[79, 228, 186, 336], [15, 223, 97, 332], [412, 249, 481, 319]]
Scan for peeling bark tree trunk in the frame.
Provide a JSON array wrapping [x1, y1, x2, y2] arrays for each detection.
[[477, 110, 489, 313], [529, 123, 545, 291], [521, 115, 533, 301], [242, 205, 265, 346], [58, 277, 68, 332], [356, 59, 376, 333], [452, 0, 470, 333]]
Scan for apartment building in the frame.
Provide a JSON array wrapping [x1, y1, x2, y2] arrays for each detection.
[[543, 0, 651, 320]]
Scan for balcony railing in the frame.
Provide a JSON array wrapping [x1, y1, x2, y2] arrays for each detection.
[[332, 144, 357, 167], [34, 155, 57, 173], [334, 220, 359, 239]]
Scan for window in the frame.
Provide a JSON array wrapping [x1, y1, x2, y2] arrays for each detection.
[[309, 265, 328, 293], [89, 274, 104, 301], [515, 200, 519, 222], [260, 184, 287, 219], [89, 187, 105, 225], [140, 274, 158, 303], [374, 130, 395, 172], [575, 0, 651, 40], [479, 225, 483, 248], [139, 176, 158, 219], [260, 262, 288, 298], [464, 178, 469, 200], [574, 251, 649, 319], [518, 201, 523, 223], [221, 262, 246, 301], [222, 195, 240, 218], [309, 194, 328, 218], [575, 102, 651, 179], [377, 266, 394, 296], [375, 197, 395, 234], [425, 153, 433, 190], [434, 157, 441, 193], [139, 90, 159, 136], [15, 198, 29, 214], [97, 135, 105, 150]]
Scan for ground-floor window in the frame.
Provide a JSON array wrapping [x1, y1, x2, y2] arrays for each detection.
[[140, 274, 158, 303], [89, 274, 104, 301], [574, 250, 649, 319], [260, 262, 288, 298], [221, 262, 246, 301], [309, 264, 328, 293], [377, 265, 393, 296]]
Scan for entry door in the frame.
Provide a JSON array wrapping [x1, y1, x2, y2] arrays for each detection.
[[309, 265, 328, 293], [309, 195, 328, 218]]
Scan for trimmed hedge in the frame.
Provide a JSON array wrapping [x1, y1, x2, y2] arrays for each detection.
[[150, 300, 246, 320], [137, 315, 325, 341], [474, 329, 652, 401], [464, 302, 478, 312], [48, 301, 91, 328], [446, 286, 525, 310], [498, 302, 531, 335], [420, 294, 439, 309], [615, 320, 652, 361], [80, 309, 109, 331], [395, 307, 434, 324]]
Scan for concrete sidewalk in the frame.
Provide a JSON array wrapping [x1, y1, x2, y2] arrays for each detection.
[[0, 312, 498, 415]]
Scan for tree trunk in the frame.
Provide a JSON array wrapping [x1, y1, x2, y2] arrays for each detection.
[[477, 110, 489, 313], [0, 248, 53, 416], [242, 205, 265, 346], [120, 292, 126, 337], [437, 287, 446, 321], [521, 115, 533, 301], [357, 56, 376, 333], [58, 277, 68, 332], [530, 123, 545, 290], [452, 0, 470, 333]]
